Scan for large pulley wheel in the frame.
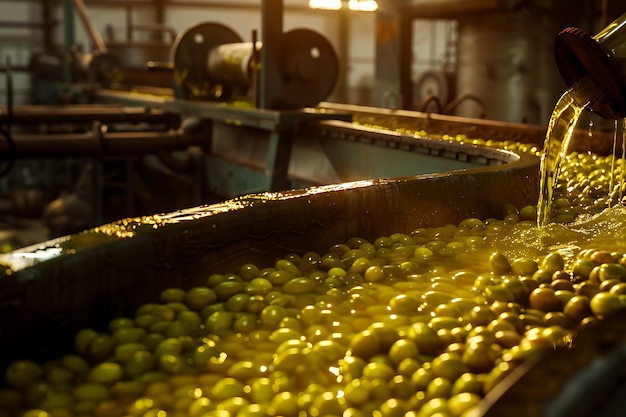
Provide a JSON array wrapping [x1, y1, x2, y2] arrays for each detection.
[[277, 28, 339, 108], [171, 22, 243, 100]]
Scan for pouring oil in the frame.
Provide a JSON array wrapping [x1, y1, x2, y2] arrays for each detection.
[[537, 77, 594, 227], [498, 75, 626, 264], [607, 119, 626, 207]]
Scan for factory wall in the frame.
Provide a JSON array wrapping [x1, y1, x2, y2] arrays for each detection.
[[0, 0, 452, 108], [0, 1, 47, 105]]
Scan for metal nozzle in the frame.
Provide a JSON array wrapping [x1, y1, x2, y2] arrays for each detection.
[[554, 14, 626, 119]]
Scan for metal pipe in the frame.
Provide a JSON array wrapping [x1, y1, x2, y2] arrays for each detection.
[[0, 21, 56, 29], [260, 0, 283, 109], [63, 0, 75, 82], [1, 105, 176, 125], [3, 129, 205, 158], [73, 0, 108, 53]]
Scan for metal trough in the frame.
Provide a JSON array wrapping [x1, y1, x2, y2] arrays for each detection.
[[0, 140, 538, 367]]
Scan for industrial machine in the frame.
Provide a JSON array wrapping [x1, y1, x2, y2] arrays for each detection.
[[4, 0, 574, 235]]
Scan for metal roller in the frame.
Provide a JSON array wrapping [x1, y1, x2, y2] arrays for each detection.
[[207, 41, 260, 91], [171, 22, 339, 108], [171, 22, 244, 101]]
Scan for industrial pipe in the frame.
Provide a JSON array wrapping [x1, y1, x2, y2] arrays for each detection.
[[73, 0, 108, 53], [1, 105, 177, 125], [0, 127, 206, 158]]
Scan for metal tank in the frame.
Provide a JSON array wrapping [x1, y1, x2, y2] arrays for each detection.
[[455, 7, 585, 124]]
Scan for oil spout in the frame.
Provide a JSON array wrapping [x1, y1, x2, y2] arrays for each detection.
[[554, 13, 626, 119]]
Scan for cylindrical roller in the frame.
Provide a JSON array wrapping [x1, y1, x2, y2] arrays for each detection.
[[171, 22, 338, 108], [171, 22, 243, 100], [207, 41, 260, 90]]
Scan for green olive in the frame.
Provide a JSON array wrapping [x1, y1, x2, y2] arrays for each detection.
[[245, 277, 273, 295], [204, 311, 235, 334], [364, 266, 385, 283], [426, 376, 453, 399], [74, 328, 98, 356], [431, 352, 467, 380], [309, 391, 347, 416], [416, 397, 450, 417], [283, 277, 317, 294], [343, 378, 372, 407], [42, 364, 73, 386], [73, 383, 110, 402], [590, 291, 625, 317], [447, 392, 482, 416], [406, 322, 441, 356], [86, 362, 123, 385], [160, 288, 186, 303], [489, 252, 511, 275], [158, 353, 186, 374], [362, 362, 395, 382], [541, 252, 565, 274], [85, 334, 116, 362], [239, 263, 261, 280], [598, 263, 626, 282], [510, 258, 539, 276], [258, 305, 288, 328], [135, 312, 160, 330], [216, 396, 250, 415], [451, 372, 484, 396], [210, 377, 246, 401], [112, 326, 147, 344], [212, 281, 244, 301], [349, 257, 372, 275], [388, 339, 419, 366], [248, 377, 276, 403], [185, 287, 217, 311], [5, 360, 43, 393], [338, 355, 367, 382], [528, 287, 560, 312], [349, 330, 381, 360], [122, 350, 155, 378]]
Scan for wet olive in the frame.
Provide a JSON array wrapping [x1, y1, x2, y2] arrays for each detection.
[[528, 287, 560, 312], [590, 292, 625, 317]]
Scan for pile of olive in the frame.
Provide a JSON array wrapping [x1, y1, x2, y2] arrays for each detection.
[[3, 203, 626, 417], [3, 133, 626, 417]]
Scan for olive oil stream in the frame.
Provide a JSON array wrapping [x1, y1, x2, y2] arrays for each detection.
[[497, 76, 626, 264], [537, 78, 592, 228]]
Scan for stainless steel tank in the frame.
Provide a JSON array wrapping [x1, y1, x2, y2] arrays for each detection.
[[455, 8, 585, 125]]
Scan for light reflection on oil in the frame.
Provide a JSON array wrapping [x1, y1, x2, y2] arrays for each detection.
[[0, 187, 336, 272], [0, 239, 68, 272], [494, 206, 626, 268]]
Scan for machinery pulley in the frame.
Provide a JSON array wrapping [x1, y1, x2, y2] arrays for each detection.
[[170, 21, 339, 109], [171, 22, 244, 101], [276, 28, 339, 109]]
